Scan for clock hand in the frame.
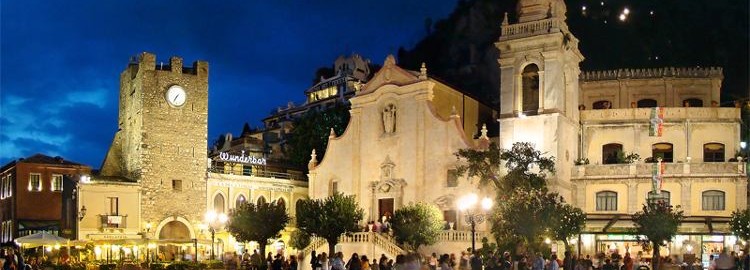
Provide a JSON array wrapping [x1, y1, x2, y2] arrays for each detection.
[[173, 94, 179, 102]]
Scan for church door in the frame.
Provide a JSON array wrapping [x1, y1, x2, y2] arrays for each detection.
[[378, 198, 394, 221]]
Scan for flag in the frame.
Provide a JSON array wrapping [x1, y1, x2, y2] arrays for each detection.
[[649, 107, 664, 136], [651, 161, 664, 194]]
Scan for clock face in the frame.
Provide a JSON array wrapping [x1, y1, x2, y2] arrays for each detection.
[[166, 85, 187, 107]]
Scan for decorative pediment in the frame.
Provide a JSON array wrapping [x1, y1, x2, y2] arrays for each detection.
[[434, 194, 456, 210], [375, 178, 407, 194], [359, 55, 422, 95]]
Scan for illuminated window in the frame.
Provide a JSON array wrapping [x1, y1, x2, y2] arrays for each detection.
[[596, 191, 617, 211], [28, 174, 41, 192], [214, 194, 225, 213], [637, 99, 658, 108], [702, 190, 725, 211], [51, 175, 63, 192], [703, 143, 725, 162], [652, 143, 673, 162], [236, 195, 246, 208], [647, 190, 670, 205]]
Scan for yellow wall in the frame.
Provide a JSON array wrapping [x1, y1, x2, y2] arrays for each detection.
[[636, 182, 682, 209], [431, 80, 494, 138], [689, 182, 737, 216]]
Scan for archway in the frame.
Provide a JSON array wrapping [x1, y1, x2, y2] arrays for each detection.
[[158, 220, 192, 261]]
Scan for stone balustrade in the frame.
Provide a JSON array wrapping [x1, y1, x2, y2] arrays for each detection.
[[580, 107, 739, 123], [436, 230, 487, 242], [573, 162, 745, 179], [580, 67, 723, 81], [500, 18, 568, 40]]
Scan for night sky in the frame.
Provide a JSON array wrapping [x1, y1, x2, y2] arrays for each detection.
[[1, 0, 748, 168], [0, 0, 458, 167]]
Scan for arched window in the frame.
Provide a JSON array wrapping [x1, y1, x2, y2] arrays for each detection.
[[703, 143, 725, 162], [257, 196, 267, 205], [652, 143, 674, 163], [276, 198, 286, 210], [593, 100, 612, 110], [647, 190, 671, 205], [596, 191, 618, 211], [637, 99, 658, 108], [521, 64, 540, 115], [702, 190, 725, 210], [683, 98, 703, 107], [236, 195, 247, 208], [602, 143, 624, 164], [213, 194, 225, 214]]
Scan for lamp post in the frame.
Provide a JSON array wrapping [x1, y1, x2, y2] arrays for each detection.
[[458, 193, 492, 252], [205, 211, 228, 260]]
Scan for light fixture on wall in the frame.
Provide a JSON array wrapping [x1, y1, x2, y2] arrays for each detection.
[[78, 205, 87, 221]]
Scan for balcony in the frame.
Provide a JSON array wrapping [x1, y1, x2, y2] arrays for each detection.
[[572, 162, 745, 179], [580, 107, 740, 124], [99, 215, 127, 229], [208, 166, 306, 181]]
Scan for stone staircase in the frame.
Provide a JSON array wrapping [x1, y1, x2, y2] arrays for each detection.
[[299, 230, 487, 270]]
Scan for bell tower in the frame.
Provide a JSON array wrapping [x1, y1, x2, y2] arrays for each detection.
[[495, 0, 583, 198], [101, 52, 209, 239]]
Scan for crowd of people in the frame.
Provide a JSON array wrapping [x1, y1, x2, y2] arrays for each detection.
[[224, 248, 750, 270]]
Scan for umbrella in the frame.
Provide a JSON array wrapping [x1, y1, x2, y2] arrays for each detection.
[[15, 232, 69, 245]]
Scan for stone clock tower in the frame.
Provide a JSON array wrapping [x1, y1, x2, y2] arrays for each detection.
[[101, 52, 208, 240], [496, 0, 583, 199]]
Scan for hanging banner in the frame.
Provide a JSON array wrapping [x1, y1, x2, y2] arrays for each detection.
[[651, 160, 664, 194], [649, 107, 664, 136]]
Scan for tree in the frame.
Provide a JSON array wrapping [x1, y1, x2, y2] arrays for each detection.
[[454, 142, 555, 194], [286, 103, 350, 167], [289, 229, 312, 250], [550, 203, 586, 250], [455, 142, 584, 255], [729, 209, 750, 251], [632, 202, 684, 270], [390, 202, 444, 252], [226, 201, 290, 258], [296, 193, 365, 254]]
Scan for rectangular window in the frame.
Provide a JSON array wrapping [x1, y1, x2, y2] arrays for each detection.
[[331, 181, 339, 195], [51, 175, 63, 192], [446, 169, 458, 187], [702, 191, 725, 211], [28, 174, 41, 192], [596, 192, 618, 211], [1, 176, 5, 199], [5, 175, 11, 198], [172, 180, 182, 191], [107, 197, 119, 216]]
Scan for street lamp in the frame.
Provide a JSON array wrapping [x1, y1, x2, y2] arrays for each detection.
[[458, 193, 492, 252], [204, 210, 228, 260]]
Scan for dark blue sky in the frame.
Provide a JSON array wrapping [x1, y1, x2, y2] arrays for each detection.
[[0, 0, 458, 167]]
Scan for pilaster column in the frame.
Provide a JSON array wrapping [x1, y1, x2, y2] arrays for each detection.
[[538, 71, 545, 113], [737, 180, 748, 211], [627, 181, 638, 214], [515, 74, 523, 115], [680, 181, 692, 215]]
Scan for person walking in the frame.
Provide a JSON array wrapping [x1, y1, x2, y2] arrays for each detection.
[[532, 253, 545, 270], [347, 254, 361, 270], [470, 252, 482, 270], [429, 254, 438, 270]]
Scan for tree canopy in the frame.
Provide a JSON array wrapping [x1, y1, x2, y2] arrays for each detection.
[[729, 209, 750, 244], [632, 202, 685, 270], [295, 192, 364, 254], [226, 201, 290, 257], [455, 142, 584, 255], [286, 103, 350, 168], [390, 202, 444, 252]]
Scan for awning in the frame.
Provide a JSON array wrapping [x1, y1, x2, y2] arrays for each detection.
[[582, 214, 732, 235]]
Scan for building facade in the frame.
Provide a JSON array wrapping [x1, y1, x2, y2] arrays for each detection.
[[0, 154, 91, 241], [308, 55, 497, 256], [496, 0, 748, 264]]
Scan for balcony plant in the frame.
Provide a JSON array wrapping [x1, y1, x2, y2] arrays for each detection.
[[573, 158, 589, 165], [616, 151, 640, 164]]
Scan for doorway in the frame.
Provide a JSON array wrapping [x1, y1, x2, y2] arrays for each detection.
[[378, 198, 394, 221]]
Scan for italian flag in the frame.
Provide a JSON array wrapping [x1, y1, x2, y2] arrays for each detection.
[[651, 161, 664, 194], [649, 107, 664, 136]]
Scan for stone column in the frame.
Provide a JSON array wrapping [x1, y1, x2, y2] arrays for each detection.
[[627, 181, 638, 213], [680, 181, 692, 215], [515, 74, 523, 114], [736, 180, 748, 211], [538, 70, 545, 113]]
